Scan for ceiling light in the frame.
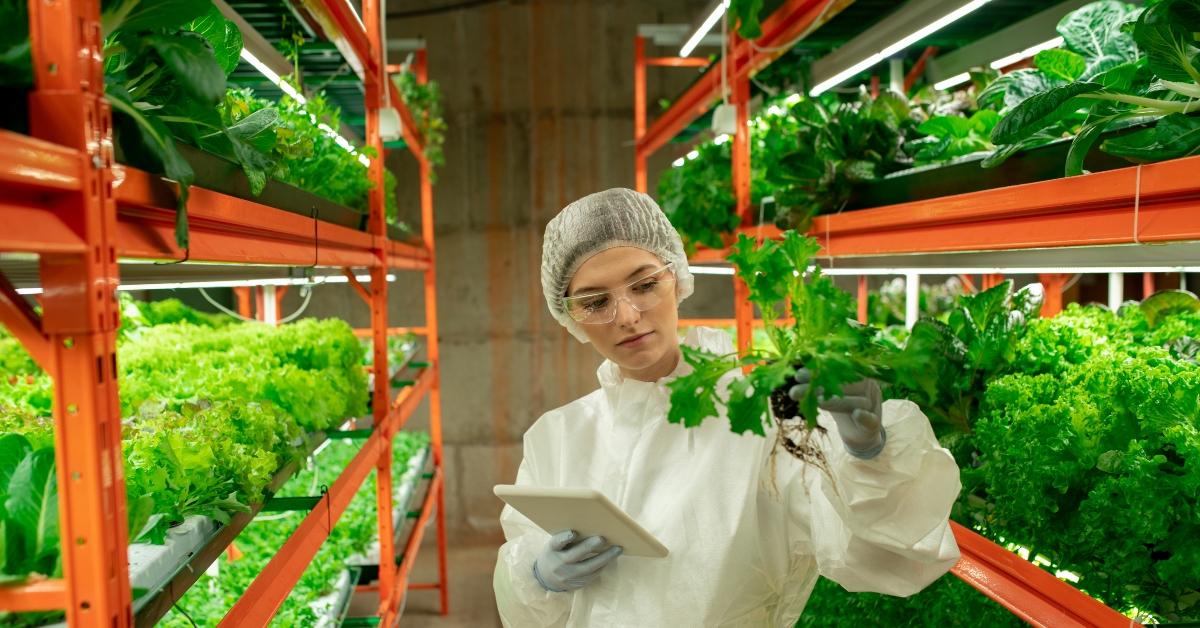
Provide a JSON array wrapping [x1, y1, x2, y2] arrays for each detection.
[[686, 150, 700, 160], [672, 157, 686, 167], [680, 0, 729, 57], [934, 72, 970, 91], [810, 0, 993, 96], [990, 36, 1064, 70]]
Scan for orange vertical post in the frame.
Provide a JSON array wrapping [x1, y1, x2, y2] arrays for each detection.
[[362, 0, 397, 619], [1038, 273, 1069, 318], [730, 31, 753, 357], [1143, 272, 1155, 298], [28, 0, 133, 623], [254, 287, 265, 321], [857, 276, 869, 324], [417, 51, 450, 618], [634, 36, 648, 193], [233, 286, 252, 318], [274, 285, 289, 322]]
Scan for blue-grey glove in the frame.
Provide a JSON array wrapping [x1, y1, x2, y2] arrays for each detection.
[[789, 369, 886, 459], [533, 530, 623, 593]]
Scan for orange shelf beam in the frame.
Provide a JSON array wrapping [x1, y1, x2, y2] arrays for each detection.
[[950, 523, 1137, 628], [0, 579, 67, 613], [105, 165, 429, 268], [0, 129, 81, 193]]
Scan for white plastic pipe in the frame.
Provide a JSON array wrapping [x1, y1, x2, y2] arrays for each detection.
[[1108, 273, 1124, 311], [905, 272, 920, 329], [262, 285, 278, 325]]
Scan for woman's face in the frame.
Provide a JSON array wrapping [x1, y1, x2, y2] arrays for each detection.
[[567, 247, 681, 381]]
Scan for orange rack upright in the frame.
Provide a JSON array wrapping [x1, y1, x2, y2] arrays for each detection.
[[0, 0, 448, 625]]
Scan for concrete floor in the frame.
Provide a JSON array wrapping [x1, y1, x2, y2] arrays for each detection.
[[348, 532, 505, 627]]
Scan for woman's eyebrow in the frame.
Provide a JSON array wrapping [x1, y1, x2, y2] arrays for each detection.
[[569, 264, 657, 296]]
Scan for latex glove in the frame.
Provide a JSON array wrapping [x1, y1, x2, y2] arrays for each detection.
[[789, 369, 886, 459], [533, 530, 623, 593]]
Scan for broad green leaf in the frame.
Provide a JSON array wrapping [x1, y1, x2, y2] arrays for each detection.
[[227, 107, 280, 154], [1132, 0, 1200, 84], [147, 32, 226, 106], [1140, 289, 1200, 327], [4, 449, 57, 572], [991, 82, 1103, 144], [1100, 125, 1164, 160], [102, 0, 211, 38], [1036, 49, 1088, 82], [184, 4, 243, 76], [978, 69, 1068, 114], [918, 116, 973, 139], [1153, 112, 1200, 158], [1066, 117, 1112, 176], [968, 109, 1001, 135], [732, 0, 764, 40], [1092, 61, 1141, 90], [1056, 0, 1142, 65], [0, 434, 32, 494], [727, 377, 767, 436]]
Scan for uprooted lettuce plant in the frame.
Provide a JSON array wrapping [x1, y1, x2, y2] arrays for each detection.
[[665, 232, 902, 463], [986, 0, 1200, 175]]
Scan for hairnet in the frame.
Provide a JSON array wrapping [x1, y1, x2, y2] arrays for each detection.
[[540, 188, 694, 343]]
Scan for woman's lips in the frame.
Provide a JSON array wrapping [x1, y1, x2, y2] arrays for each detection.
[[618, 331, 654, 347]]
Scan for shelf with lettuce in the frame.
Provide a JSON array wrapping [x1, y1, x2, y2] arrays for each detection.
[[0, 129, 429, 270], [685, 153, 1200, 265]]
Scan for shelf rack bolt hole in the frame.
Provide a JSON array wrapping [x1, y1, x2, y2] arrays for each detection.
[[63, 337, 74, 349], [71, 471, 81, 481], [67, 403, 77, 414], [75, 536, 85, 545]]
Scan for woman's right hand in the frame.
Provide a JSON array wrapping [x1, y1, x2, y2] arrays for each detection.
[[533, 530, 623, 592]]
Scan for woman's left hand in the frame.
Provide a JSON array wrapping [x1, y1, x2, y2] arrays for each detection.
[[789, 369, 886, 459]]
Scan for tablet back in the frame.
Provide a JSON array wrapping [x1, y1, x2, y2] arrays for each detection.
[[493, 485, 669, 558]]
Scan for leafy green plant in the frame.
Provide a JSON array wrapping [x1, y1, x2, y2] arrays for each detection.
[[730, 0, 765, 39], [987, 0, 1200, 175], [764, 93, 914, 231], [907, 110, 1000, 165], [666, 232, 895, 464], [656, 139, 744, 252], [102, 0, 273, 249], [0, 434, 59, 583], [393, 70, 447, 178]]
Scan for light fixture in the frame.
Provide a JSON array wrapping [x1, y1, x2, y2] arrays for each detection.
[[689, 266, 735, 275], [934, 72, 970, 91], [672, 157, 686, 167], [818, 266, 1200, 276], [14, 274, 397, 296], [680, 0, 729, 58], [686, 150, 700, 160], [809, 0, 993, 96], [713, 133, 730, 145], [990, 36, 1064, 70], [240, 49, 371, 167]]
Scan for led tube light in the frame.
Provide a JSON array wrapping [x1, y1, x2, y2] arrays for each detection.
[[810, 0, 992, 96], [934, 72, 971, 91], [990, 36, 1064, 70], [14, 274, 397, 296], [680, 1, 729, 58]]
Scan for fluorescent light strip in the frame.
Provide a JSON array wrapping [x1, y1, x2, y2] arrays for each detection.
[[810, 0, 992, 96], [689, 266, 735, 275], [14, 274, 397, 296], [680, 1, 728, 58], [990, 36, 1064, 69], [687, 265, 1200, 276], [672, 157, 686, 168], [934, 72, 971, 91], [241, 49, 370, 167]]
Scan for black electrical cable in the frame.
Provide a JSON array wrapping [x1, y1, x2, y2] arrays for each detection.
[[389, 0, 508, 19]]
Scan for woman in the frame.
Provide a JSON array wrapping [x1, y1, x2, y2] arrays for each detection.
[[494, 188, 960, 627]]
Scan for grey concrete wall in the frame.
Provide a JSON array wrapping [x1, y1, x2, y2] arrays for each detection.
[[293, 0, 732, 539]]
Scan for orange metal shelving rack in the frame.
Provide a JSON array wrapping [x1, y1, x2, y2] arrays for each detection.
[[632, 1, 1200, 626], [0, 0, 448, 626]]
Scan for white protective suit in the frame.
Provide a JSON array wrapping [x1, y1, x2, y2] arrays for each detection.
[[494, 327, 962, 627]]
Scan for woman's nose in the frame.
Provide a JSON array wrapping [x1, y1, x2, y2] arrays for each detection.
[[613, 297, 640, 326]]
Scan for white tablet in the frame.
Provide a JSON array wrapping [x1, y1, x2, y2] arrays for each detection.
[[493, 485, 669, 558]]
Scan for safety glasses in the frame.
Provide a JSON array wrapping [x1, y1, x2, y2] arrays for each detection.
[[562, 264, 677, 325]]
